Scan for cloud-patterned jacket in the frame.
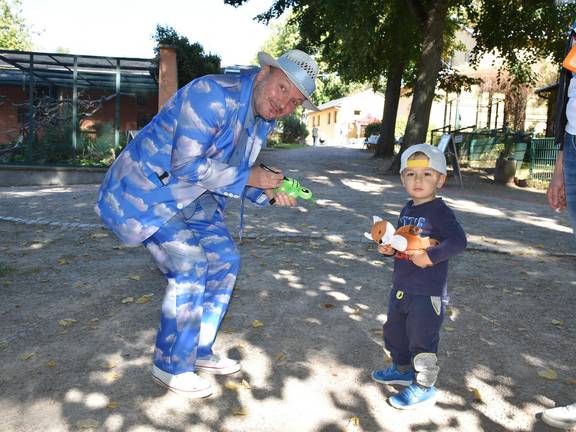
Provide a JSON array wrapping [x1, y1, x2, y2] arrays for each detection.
[[95, 69, 275, 245]]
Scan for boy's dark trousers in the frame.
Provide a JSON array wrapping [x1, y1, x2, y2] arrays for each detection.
[[383, 289, 446, 387]]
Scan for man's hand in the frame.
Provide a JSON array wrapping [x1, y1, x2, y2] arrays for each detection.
[[247, 165, 284, 190], [264, 190, 297, 207], [405, 250, 433, 268]]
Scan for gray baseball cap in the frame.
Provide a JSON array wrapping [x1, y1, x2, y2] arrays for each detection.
[[400, 144, 447, 175]]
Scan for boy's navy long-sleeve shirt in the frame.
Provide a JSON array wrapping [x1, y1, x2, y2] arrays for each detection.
[[393, 197, 467, 297]]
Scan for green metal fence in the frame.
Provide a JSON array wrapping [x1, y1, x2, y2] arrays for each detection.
[[529, 138, 558, 184], [431, 129, 559, 188]]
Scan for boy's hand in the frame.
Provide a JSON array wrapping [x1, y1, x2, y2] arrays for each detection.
[[377, 244, 395, 256], [406, 250, 433, 268]]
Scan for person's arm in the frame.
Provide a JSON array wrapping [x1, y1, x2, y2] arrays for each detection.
[[547, 150, 567, 212], [169, 79, 251, 198], [411, 206, 466, 268]]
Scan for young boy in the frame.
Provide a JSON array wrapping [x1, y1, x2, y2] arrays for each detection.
[[371, 143, 467, 409]]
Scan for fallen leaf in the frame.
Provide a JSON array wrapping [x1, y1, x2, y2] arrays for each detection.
[[136, 294, 152, 304], [350, 416, 360, 426], [322, 303, 334, 309], [551, 319, 565, 327], [470, 387, 483, 402], [47, 360, 57, 368], [121, 297, 134, 304], [567, 378, 576, 385], [232, 408, 249, 416], [20, 352, 34, 361], [444, 326, 455, 332], [225, 380, 240, 391], [58, 319, 77, 327], [106, 370, 120, 382], [241, 379, 251, 389], [128, 275, 141, 281], [275, 352, 287, 362], [106, 402, 118, 410], [251, 319, 264, 328], [57, 258, 70, 265], [538, 369, 558, 380], [76, 419, 99, 429]]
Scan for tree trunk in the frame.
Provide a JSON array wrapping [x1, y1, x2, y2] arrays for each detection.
[[376, 59, 405, 158], [389, 0, 449, 172]]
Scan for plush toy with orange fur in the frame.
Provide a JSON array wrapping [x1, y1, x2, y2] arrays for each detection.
[[363, 216, 439, 253]]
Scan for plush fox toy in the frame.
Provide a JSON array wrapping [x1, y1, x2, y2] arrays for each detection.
[[364, 216, 439, 253]]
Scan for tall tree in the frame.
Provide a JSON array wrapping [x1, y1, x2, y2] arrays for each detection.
[[257, 13, 363, 105], [152, 25, 221, 88], [0, 0, 32, 50], [226, 0, 576, 164]]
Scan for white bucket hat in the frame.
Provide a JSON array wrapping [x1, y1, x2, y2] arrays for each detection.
[[257, 49, 319, 111], [400, 143, 447, 175]]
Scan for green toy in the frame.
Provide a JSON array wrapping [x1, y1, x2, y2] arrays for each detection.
[[259, 163, 314, 204], [275, 177, 313, 200]]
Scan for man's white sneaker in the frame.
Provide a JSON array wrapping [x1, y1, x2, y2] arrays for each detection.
[[195, 354, 241, 375], [152, 366, 213, 398], [542, 402, 576, 429]]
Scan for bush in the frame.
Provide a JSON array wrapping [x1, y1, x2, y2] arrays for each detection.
[[280, 115, 308, 144], [364, 122, 381, 138]]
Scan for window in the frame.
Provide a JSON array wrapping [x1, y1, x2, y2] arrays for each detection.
[[317, 115, 321, 126], [354, 110, 361, 116], [328, 112, 331, 124], [334, 111, 337, 123]]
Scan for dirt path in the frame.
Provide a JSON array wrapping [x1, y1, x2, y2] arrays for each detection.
[[0, 146, 574, 432]]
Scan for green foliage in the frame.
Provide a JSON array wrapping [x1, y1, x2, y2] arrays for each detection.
[[257, 12, 360, 106], [468, 1, 576, 85], [258, 15, 301, 60], [279, 114, 308, 143], [10, 123, 122, 166], [152, 25, 221, 87], [364, 122, 382, 138], [0, 0, 32, 50]]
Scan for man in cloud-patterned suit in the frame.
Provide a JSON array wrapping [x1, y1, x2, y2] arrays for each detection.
[[95, 50, 319, 398]]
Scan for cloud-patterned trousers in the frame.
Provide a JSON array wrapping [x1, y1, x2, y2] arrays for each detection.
[[143, 203, 239, 374]]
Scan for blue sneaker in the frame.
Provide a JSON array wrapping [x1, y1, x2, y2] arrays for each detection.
[[389, 384, 437, 410], [371, 364, 414, 386]]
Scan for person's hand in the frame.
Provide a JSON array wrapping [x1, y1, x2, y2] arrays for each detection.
[[247, 165, 284, 190], [547, 171, 566, 212], [405, 250, 433, 268], [265, 190, 297, 207], [377, 244, 395, 256]]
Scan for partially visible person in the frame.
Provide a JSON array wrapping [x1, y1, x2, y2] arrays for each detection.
[[312, 126, 319, 146], [95, 49, 319, 398], [370, 144, 467, 410], [548, 37, 576, 234], [540, 20, 576, 431]]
